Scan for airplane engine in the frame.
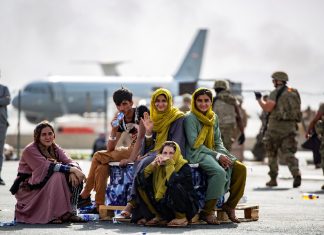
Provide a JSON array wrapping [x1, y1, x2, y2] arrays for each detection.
[[25, 114, 54, 124]]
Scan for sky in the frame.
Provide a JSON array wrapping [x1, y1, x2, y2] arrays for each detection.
[[1, 0, 324, 136]]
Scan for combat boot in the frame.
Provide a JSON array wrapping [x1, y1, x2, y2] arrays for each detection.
[[293, 175, 301, 188], [266, 178, 277, 187]]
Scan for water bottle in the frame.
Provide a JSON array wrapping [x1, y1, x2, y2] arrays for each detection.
[[78, 213, 100, 221], [112, 112, 124, 127], [302, 193, 319, 200]]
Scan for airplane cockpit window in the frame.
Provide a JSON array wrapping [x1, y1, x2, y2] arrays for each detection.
[[24, 83, 48, 94]]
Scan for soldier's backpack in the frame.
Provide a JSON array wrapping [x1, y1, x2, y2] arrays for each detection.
[[275, 86, 302, 122]]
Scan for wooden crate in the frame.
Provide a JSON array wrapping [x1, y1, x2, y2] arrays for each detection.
[[99, 205, 128, 221], [99, 204, 259, 223]]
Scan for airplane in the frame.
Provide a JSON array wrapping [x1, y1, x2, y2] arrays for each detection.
[[12, 29, 208, 123]]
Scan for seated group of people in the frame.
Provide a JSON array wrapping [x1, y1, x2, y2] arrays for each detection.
[[11, 87, 246, 226]]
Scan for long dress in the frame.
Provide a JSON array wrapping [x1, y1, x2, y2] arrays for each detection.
[[184, 112, 237, 200], [12, 143, 78, 224], [130, 118, 186, 222]]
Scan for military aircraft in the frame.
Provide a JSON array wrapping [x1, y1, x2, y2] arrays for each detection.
[[12, 29, 208, 123]]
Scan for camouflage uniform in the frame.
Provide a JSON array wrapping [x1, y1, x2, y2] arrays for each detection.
[[263, 85, 301, 180], [317, 103, 324, 175], [213, 90, 237, 151]]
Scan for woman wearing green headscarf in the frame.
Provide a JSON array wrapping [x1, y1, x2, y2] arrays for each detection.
[[121, 88, 187, 222], [184, 88, 247, 224]]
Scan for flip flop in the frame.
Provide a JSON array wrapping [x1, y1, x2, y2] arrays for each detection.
[[167, 218, 188, 227], [145, 217, 161, 226], [200, 213, 220, 225], [222, 204, 240, 223], [136, 218, 147, 225]]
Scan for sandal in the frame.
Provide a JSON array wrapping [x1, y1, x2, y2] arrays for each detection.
[[200, 213, 220, 225], [222, 204, 240, 223], [145, 217, 161, 226], [120, 203, 133, 218], [49, 219, 63, 224], [137, 218, 147, 225], [167, 218, 188, 227], [189, 214, 200, 224]]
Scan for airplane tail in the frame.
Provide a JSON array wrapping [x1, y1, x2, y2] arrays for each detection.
[[174, 29, 208, 81]]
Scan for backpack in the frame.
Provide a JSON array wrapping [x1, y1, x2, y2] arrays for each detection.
[[275, 87, 302, 122]]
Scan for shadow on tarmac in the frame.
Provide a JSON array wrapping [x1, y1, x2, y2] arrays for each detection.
[[253, 187, 290, 191], [0, 220, 239, 232]]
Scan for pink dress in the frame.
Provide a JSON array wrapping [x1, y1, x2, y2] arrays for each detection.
[[14, 143, 76, 224]]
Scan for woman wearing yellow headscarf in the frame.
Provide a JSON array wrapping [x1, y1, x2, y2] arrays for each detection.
[[121, 88, 186, 221], [136, 141, 198, 227], [184, 88, 247, 224]]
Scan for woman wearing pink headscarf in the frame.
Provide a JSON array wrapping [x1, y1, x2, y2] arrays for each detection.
[[10, 121, 86, 224]]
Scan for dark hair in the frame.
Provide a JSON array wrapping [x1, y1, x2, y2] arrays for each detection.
[[113, 87, 133, 106], [154, 93, 167, 101], [159, 141, 177, 153], [135, 105, 150, 124], [34, 120, 55, 143], [193, 88, 213, 102]]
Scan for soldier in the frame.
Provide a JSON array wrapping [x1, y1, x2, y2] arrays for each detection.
[[0, 71, 10, 186], [212, 80, 245, 151], [179, 93, 191, 113], [305, 103, 324, 190], [255, 71, 302, 188]]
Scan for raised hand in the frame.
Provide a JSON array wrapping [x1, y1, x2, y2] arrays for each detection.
[[141, 112, 153, 134]]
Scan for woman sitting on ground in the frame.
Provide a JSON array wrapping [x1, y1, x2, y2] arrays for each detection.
[[121, 88, 187, 224], [10, 121, 86, 224], [135, 141, 198, 227], [184, 88, 247, 224]]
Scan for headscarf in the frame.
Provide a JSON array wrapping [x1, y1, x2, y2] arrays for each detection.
[[190, 88, 216, 149], [34, 121, 59, 162], [152, 141, 187, 200], [150, 88, 184, 151]]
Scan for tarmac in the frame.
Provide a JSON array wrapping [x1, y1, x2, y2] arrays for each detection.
[[1, 151, 324, 235]]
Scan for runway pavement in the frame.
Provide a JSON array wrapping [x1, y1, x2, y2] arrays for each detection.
[[1, 151, 323, 235]]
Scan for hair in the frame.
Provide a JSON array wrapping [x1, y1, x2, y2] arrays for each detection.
[[193, 88, 213, 102], [34, 120, 55, 143], [113, 87, 133, 106], [159, 141, 177, 153], [155, 93, 167, 101], [135, 105, 150, 124]]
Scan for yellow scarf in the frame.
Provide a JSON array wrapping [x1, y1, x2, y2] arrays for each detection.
[[153, 142, 187, 200], [191, 88, 216, 149], [150, 88, 184, 151]]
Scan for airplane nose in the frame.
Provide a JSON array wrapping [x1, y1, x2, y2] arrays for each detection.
[[12, 95, 19, 108]]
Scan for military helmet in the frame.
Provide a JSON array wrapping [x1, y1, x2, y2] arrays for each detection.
[[214, 80, 229, 90], [271, 71, 288, 81]]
